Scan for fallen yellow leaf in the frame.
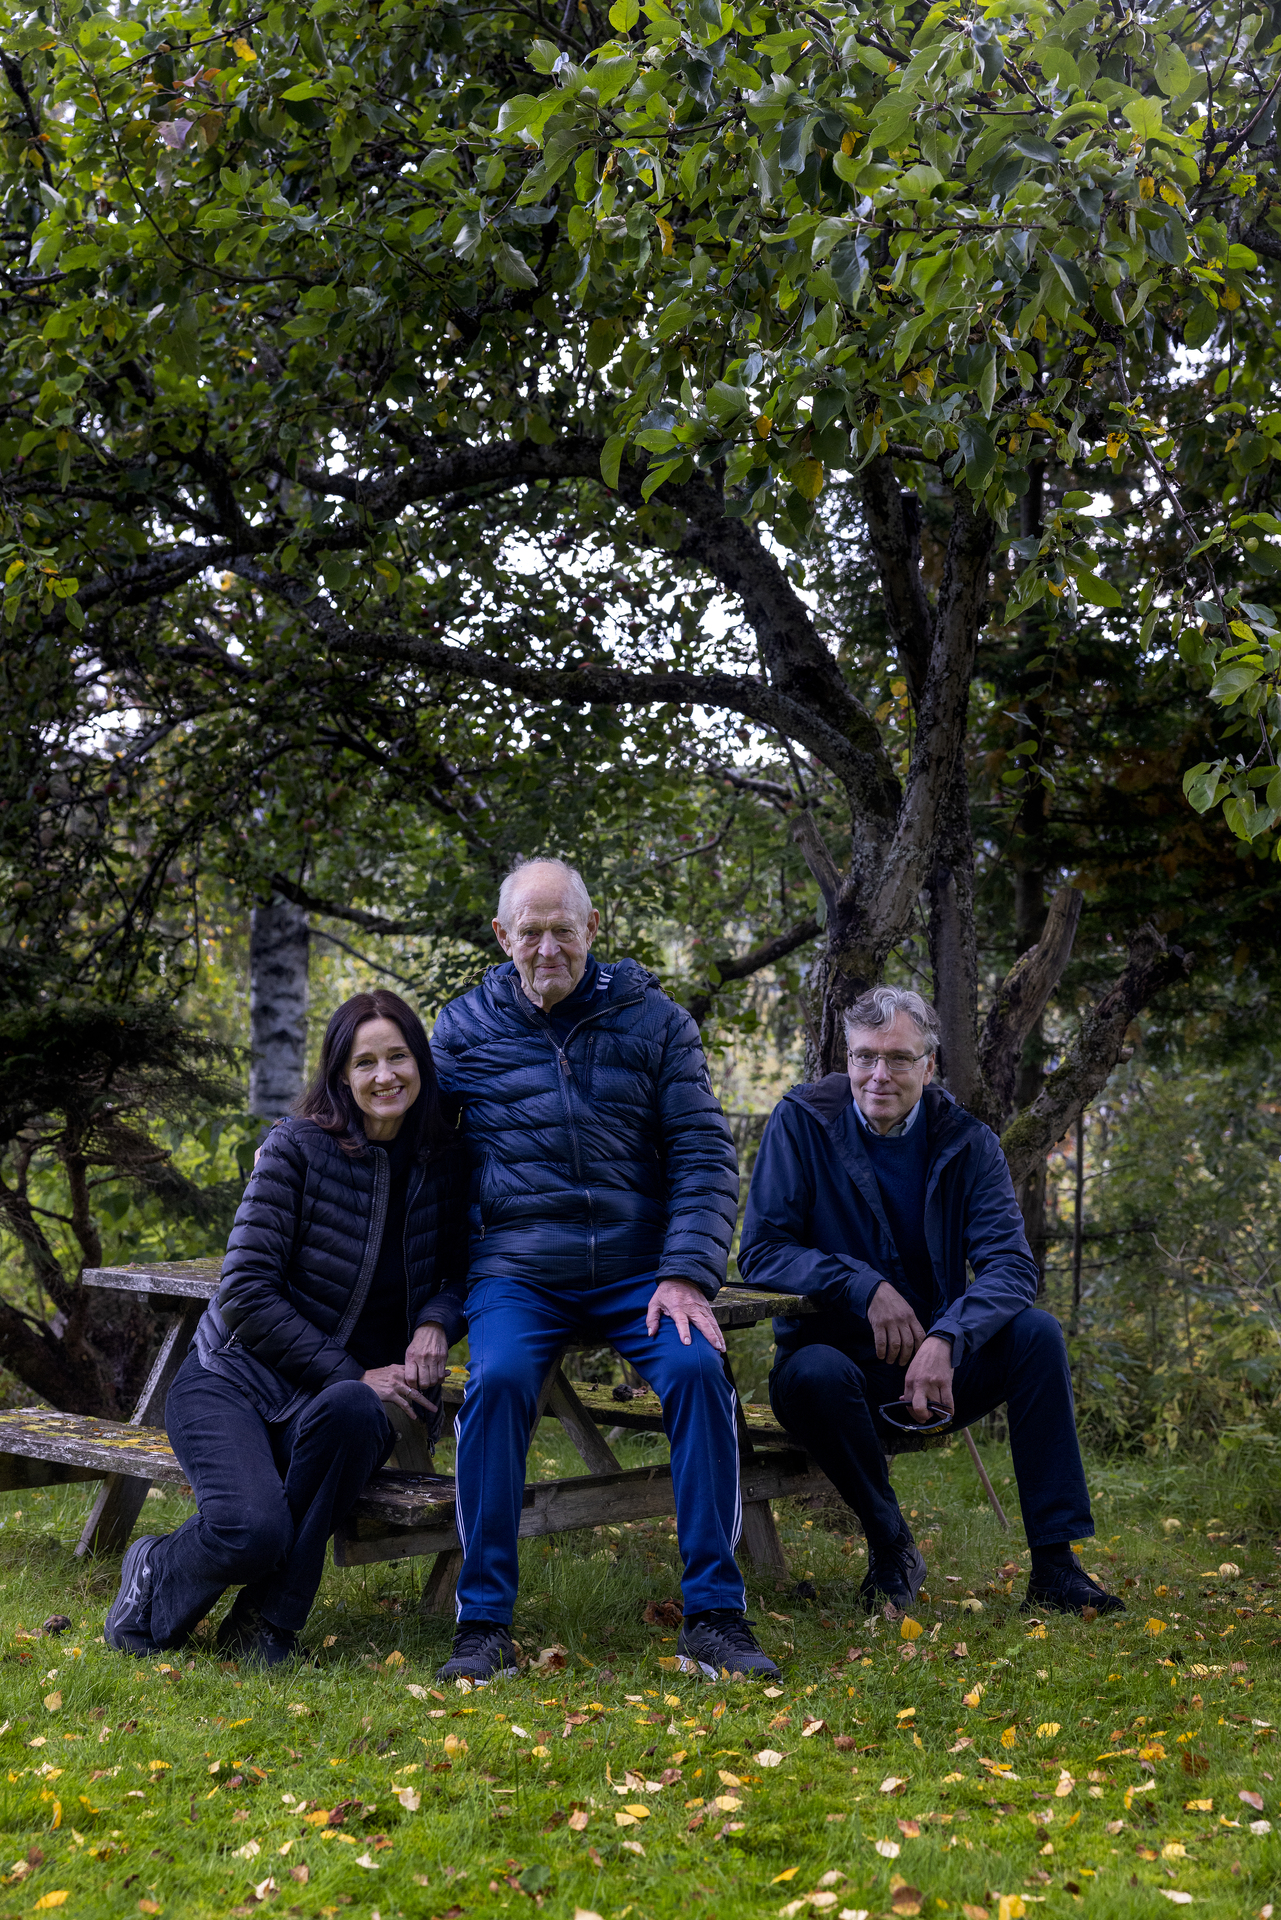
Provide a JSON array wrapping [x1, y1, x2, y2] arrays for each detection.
[[43, 1692, 61, 1713], [900, 1617, 923, 1641], [1145, 1618, 1168, 1635], [772, 1869, 801, 1884], [1036, 1724, 1061, 1739], [962, 1688, 983, 1709], [34, 1898, 69, 1912], [1000, 1727, 1018, 1749], [997, 1898, 1026, 1920], [384, 1650, 405, 1667], [623, 1804, 650, 1818]]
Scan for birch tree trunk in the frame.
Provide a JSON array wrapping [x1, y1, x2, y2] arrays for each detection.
[[249, 897, 310, 1127]]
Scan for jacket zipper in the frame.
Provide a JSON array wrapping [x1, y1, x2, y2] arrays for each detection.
[[334, 1148, 391, 1347], [524, 985, 645, 1289], [404, 1165, 421, 1343]]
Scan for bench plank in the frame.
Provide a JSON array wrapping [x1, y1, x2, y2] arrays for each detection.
[[82, 1260, 223, 1300], [0, 1411, 189, 1486], [334, 1450, 821, 1569]]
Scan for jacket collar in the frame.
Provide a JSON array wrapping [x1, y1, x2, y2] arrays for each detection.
[[482, 955, 653, 1029]]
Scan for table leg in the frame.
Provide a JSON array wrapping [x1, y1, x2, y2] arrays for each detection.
[[75, 1302, 203, 1559], [722, 1349, 790, 1575], [545, 1370, 623, 1476], [962, 1426, 1011, 1530], [419, 1546, 465, 1616]]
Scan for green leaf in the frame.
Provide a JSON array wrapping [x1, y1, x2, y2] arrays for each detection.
[[1154, 43, 1192, 98], [957, 420, 996, 489], [1037, 46, 1079, 89], [608, 0, 640, 25], [1148, 211, 1188, 267], [491, 241, 538, 290], [978, 353, 998, 420], [1226, 244, 1258, 270], [1183, 303, 1218, 350], [1073, 568, 1122, 607], [1210, 662, 1265, 704], [1010, 134, 1061, 164], [1124, 97, 1164, 142], [280, 82, 329, 100], [641, 457, 683, 501], [600, 434, 625, 490], [1047, 251, 1089, 305]]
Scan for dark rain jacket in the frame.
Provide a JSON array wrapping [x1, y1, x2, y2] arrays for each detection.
[[193, 1115, 468, 1423], [737, 1077, 1038, 1365], [430, 957, 739, 1299]]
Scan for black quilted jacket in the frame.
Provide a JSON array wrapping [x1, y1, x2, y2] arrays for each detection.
[[193, 1116, 468, 1422], [431, 957, 739, 1299]]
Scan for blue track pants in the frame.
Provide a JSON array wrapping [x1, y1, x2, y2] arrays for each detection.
[[454, 1273, 746, 1625]]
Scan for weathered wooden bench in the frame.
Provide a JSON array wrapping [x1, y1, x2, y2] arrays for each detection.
[[0, 1260, 1008, 1615]]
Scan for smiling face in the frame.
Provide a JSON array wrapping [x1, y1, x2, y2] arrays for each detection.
[[341, 1015, 422, 1141], [493, 864, 600, 1009], [846, 1010, 936, 1134]]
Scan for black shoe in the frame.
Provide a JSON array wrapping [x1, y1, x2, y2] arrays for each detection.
[[860, 1528, 927, 1612], [676, 1613, 781, 1681], [437, 1623, 519, 1683], [104, 1535, 161, 1654], [1022, 1552, 1126, 1616], [216, 1599, 300, 1668]]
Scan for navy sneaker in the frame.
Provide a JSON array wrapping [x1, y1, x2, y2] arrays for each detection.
[[104, 1535, 160, 1654], [676, 1612, 781, 1681], [1022, 1552, 1126, 1616], [436, 1623, 519, 1683], [860, 1527, 927, 1612]]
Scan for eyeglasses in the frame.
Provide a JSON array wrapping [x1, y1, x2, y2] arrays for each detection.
[[849, 1050, 930, 1074]]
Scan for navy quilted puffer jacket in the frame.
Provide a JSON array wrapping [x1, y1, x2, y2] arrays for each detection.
[[193, 1116, 468, 1422], [431, 957, 739, 1299]]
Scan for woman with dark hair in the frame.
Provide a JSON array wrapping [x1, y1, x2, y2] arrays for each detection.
[[105, 990, 465, 1667]]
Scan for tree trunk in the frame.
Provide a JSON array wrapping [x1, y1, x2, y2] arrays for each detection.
[[249, 896, 310, 1126]]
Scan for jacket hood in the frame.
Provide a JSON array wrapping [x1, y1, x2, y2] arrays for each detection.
[[783, 1076, 983, 1140]]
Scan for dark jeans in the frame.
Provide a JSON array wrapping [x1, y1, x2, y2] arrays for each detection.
[[769, 1307, 1093, 1552], [144, 1352, 395, 1648]]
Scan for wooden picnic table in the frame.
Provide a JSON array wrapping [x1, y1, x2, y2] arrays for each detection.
[[0, 1260, 1008, 1612], [0, 1261, 832, 1606]]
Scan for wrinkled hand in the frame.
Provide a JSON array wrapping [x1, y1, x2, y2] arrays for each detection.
[[361, 1362, 437, 1421], [867, 1281, 927, 1366], [901, 1334, 955, 1423], [404, 1321, 449, 1399], [646, 1278, 726, 1353]]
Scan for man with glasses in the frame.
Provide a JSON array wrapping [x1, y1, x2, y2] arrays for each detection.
[[430, 854, 781, 1683], [738, 985, 1122, 1619]]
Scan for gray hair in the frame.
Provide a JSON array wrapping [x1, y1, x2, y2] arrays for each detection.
[[843, 985, 940, 1053], [496, 855, 595, 928]]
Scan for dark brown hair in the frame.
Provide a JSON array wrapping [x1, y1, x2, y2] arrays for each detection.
[[295, 990, 451, 1160]]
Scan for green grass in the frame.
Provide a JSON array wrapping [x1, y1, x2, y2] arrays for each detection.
[[0, 1429, 1277, 1920]]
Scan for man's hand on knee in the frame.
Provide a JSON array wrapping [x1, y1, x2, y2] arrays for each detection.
[[646, 1279, 726, 1353], [867, 1282, 927, 1365], [902, 1334, 955, 1422], [405, 1323, 449, 1401]]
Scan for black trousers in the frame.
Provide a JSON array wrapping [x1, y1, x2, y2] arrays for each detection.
[[769, 1307, 1094, 1551], [144, 1352, 395, 1649]]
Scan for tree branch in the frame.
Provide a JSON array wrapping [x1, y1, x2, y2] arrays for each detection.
[[859, 456, 932, 703], [980, 884, 1084, 1124], [682, 914, 822, 1026], [1000, 923, 1193, 1186]]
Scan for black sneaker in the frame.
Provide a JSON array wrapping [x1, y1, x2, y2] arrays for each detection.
[[216, 1598, 300, 1668], [437, 1623, 519, 1683], [104, 1535, 160, 1654], [676, 1613, 781, 1681], [1022, 1552, 1126, 1617], [860, 1528, 927, 1612]]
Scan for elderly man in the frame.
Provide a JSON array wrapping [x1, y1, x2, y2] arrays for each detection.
[[430, 855, 780, 1682], [738, 985, 1122, 1619]]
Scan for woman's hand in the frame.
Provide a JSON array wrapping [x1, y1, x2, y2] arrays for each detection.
[[405, 1322, 449, 1397], [361, 1364, 437, 1421]]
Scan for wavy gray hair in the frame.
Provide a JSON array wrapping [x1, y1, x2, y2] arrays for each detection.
[[843, 985, 940, 1054], [496, 854, 595, 928]]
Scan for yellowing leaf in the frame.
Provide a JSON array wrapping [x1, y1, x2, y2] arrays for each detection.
[[1001, 1727, 1018, 1749], [623, 1804, 650, 1818], [442, 1734, 467, 1755], [997, 1899, 1027, 1920], [148, 1760, 171, 1771], [615, 1811, 639, 1827], [772, 1868, 801, 1883], [1185, 1798, 1213, 1811], [233, 37, 257, 59], [656, 216, 674, 256], [1140, 176, 1156, 199], [43, 1692, 61, 1713], [33, 1897, 69, 1912], [1036, 1724, 1061, 1739], [1145, 1618, 1168, 1635], [962, 1690, 982, 1709], [303, 1810, 331, 1826], [792, 458, 824, 503], [384, 1650, 405, 1667]]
